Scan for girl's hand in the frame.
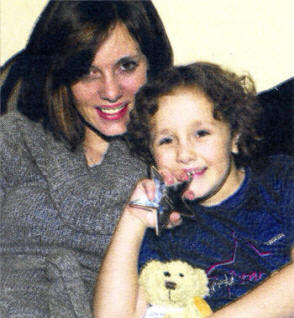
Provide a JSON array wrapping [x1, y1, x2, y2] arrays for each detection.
[[126, 173, 183, 231], [125, 178, 158, 229], [160, 168, 193, 201]]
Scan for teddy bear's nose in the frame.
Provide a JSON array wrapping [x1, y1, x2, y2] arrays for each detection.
[[165, 281, 177, 290]]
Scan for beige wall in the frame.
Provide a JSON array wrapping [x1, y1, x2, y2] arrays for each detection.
[[1, 0, 293, 92]]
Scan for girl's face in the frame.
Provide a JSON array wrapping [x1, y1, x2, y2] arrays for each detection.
[[151, 87, 244, 206], [71, 23, 147, 138]]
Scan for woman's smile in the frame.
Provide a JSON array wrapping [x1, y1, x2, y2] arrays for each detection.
[[71, 23, 147, 139], [95, 102, 129, 120]]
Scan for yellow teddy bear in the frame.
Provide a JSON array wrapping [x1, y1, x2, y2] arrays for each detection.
[[139, 260, 212, 318]]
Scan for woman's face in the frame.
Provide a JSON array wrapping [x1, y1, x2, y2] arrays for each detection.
[[71, 23, 147, 137], [151, 87, 243, 206]]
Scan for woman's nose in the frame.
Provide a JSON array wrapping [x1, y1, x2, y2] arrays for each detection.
[[99, 73, 122, 102], [177, 141, 195, 164]]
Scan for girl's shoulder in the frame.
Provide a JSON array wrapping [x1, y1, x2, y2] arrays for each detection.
[[250, 154, 294, 200], [252, 154, 294, 179]]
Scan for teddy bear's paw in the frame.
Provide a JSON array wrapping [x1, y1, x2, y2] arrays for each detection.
[[163, 313, 185, 318]]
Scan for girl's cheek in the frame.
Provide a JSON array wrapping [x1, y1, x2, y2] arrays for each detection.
[[153, 151, 163, 168], [154, 151, 174, 171]]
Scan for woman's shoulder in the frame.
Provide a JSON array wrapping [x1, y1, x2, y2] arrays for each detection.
[[0, 111, 51, 161], [0, 111, 45, 139], [1, 110, 36, 130]]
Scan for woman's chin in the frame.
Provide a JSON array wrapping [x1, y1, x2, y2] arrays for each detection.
[[88, 122, 128, 138], [103, 127, 127, 137]]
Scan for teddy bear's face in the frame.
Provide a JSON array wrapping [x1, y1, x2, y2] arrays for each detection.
[[139, 260, 209, 307]]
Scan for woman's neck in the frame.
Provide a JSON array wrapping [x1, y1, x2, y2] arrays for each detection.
[[83, 128, 109, 166]]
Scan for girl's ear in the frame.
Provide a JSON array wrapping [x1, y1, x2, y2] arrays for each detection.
[[232, 133, 240, 154]]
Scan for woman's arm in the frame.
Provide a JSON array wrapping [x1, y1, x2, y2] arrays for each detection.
[[210, 249, 294, 318], [93, 179, 157, 318]]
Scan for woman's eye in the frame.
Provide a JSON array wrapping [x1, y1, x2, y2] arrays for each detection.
[[158, 137, 173, 145], [120, 60, 138, 72], [195, 130, 209, 138], [83, 68, 100, 81]]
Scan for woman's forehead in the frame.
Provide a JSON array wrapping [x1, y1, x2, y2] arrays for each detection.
[[91, 23, 142, 66]]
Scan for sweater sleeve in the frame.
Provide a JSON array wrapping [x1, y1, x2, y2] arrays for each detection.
[[0, 113, 45, 205], [0, 112, 147, 316]]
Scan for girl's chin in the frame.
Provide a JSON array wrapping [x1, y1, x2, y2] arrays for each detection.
[[183, 188, 213, 205]]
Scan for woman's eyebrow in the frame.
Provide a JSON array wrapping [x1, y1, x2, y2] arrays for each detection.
[[89, 65, 99, 72], [90, 53, 143, 70], [116, 53, 142, 64]]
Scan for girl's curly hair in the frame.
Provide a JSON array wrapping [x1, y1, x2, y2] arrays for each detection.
[[127, 62, 264, 167]]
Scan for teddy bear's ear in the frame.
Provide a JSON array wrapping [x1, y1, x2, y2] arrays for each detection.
[[139, 260, 164, 285], [192, 268, 210, 297]]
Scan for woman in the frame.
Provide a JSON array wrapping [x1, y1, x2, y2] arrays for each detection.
[[0, 1, 173, 317]]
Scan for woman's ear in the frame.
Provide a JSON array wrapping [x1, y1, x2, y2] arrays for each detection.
[[232, 133, 240, 154]]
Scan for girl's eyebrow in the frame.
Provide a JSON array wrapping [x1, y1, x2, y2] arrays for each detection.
[[156, 128, 171, 136]]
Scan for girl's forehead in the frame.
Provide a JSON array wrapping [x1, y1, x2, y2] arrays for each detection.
[[157, 87, 213, 113], [150, 88, 232, 132], [158, 86, 211, 106]]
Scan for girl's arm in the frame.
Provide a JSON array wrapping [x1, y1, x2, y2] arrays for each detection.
[[210, 249, 294, 318], [93, 179, 157, 318]]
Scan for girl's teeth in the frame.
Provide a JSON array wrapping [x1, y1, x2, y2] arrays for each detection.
[[188, 169, 204, 175]]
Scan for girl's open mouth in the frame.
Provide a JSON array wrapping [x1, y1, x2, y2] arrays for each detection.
[[185, 167, 207, 178]]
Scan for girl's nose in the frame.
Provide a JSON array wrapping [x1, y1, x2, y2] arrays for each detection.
[[177, 141, 195, 164], [99, 73, 122, 102]]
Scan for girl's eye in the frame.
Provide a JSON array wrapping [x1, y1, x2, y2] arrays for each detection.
[[120, 59, 138, 72], [194, 130, 209, 138], [158, 136, 173, 145]]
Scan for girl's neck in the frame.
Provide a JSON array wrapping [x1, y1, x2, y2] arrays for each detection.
[[201, 165, 246, 207]]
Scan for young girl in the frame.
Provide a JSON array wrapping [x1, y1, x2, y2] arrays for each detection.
[[94, 62, 294, 318]]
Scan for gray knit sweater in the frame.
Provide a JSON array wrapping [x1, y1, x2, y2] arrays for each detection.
[[0, 111, 147, 317]]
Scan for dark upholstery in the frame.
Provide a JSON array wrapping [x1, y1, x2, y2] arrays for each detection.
[[257, 77, 294, 156]]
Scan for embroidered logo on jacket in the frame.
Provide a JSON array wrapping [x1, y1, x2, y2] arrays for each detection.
[[206, 231, 274, 297]]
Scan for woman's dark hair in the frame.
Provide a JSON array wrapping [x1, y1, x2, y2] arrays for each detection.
[[0, 0, 173, 150], [128, 62, 263, 167]]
